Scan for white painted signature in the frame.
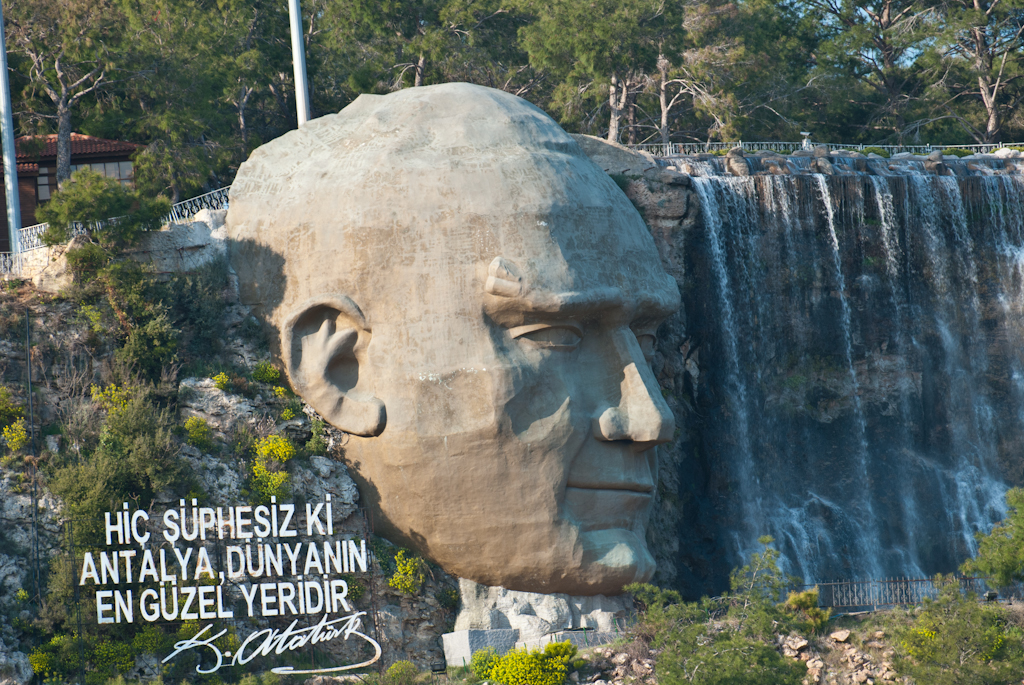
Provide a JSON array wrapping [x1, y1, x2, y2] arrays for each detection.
[[162, 611, 382, 674]]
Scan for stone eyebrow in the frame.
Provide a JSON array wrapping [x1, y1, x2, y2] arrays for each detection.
[[489, 287, 677, 320]]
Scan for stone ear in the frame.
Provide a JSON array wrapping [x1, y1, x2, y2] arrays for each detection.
[[281, 295, 386, 437]]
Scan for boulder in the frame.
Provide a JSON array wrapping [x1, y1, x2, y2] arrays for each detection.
[[830, 629, 852, 642], [725, 155, 751, 176], [569, 134, 659, 176], [813, 144, 831, 158]]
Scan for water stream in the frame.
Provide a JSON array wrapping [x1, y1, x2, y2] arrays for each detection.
[[677, 169, 1021, 584]]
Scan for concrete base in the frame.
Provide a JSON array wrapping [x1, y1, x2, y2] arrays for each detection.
[[516, 630, 620, 651], [442, 629, 520, 667]]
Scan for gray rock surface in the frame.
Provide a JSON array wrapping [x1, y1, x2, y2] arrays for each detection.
[[453, 578, 634, 642], [0, 638, 31, 685]]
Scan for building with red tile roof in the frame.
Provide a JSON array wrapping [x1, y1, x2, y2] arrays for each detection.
[[1, 133, 142, 252]]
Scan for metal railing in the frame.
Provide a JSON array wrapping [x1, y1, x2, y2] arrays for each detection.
[[810, 576, 1018, 610], [0, 186, 231, 275], [164, 186, 231, 224], [629, 141, 1024, 157], [0, 251, 19, 276]]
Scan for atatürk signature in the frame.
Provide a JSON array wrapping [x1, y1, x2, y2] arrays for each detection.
[[162, 611, 382, 674]]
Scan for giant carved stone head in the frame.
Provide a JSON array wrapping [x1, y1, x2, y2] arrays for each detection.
[[226, 83, 680, 596]]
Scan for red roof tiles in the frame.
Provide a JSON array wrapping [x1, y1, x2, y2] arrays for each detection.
[[15, 133, 142, 160]]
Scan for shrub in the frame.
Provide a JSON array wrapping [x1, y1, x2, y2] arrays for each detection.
[[784, 587, 832, 634], [184, 416, 213, 450], [542, 641, 577, 667], [252, 454, 289, 502], [861, 146, 890, 158], [625, 537, 806, 685], [90, 384, 131, 414], [942, 147, 974, 157], [273, 386, 288, 398], [0, 386, 23, 426], [212, 372, 231, 391], [470, 647, 499, 680], [37, 168, 169, 250], [963, 487, 1024, 586], [384, 660, 419, 685], [389, 550, 427, 595], [280, 408, 296, 421], [254, 434, 295, 462], [437, 587, 460, 612], [2, 417, 28, 452], [896, 576, 1023, 684], [252, 362, 281, 384], [488, 647, 567, 685], [115, 312, 179, 377], [306, 418, 328, 454]]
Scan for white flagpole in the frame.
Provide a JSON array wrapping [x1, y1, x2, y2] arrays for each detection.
[[288, 0, 311, 127], [0, 0, 21, 253]]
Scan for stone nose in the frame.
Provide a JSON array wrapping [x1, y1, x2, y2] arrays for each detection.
[[592, 330, 675, 448]]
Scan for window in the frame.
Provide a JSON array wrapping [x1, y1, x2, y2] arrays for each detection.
[[39, 160, 135, 202], [37, 167, 51, 201]]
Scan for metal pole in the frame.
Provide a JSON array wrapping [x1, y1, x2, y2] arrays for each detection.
[[287, 0, 311, 126], [0, 0, 20, 253]]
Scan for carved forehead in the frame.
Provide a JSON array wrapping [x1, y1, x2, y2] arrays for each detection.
[[226, 83, 675, 327]]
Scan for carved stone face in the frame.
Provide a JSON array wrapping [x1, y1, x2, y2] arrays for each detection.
[[227, 83, 680, 595]]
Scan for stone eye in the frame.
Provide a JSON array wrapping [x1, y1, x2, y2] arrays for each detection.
[[511, 325, 582, 350]]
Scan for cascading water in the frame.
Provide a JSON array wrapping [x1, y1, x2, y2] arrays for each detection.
[[675, 167, 1023, 587]]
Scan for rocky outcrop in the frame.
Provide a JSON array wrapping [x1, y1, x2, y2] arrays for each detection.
[[453, 579, 634, 642], [0, 638, 31, 685]]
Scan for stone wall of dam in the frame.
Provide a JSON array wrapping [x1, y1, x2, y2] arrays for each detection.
[[624, 145, 1024, 597]]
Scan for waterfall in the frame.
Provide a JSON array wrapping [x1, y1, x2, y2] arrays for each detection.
[[678, 171, 1022, 584]]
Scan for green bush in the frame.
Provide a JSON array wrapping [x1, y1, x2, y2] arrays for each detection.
[[37, 168, 169, 250], [252, 361, 281, 383], [470, 647, 499, 680], [306, 418, 328, 454], [49, 390, 184, 543], [115, 312, 179, 377], [183, 416, 213, 451], [542, 641, 577, 667], [2, 417, 28, 452], [488, 647, 567, 685], [896, 576, 1024, 684], [626, 537, 806, 685], [783, 587, 832, 634], [942, 147, 974, 157], [384, 660, 419, 685], [861, 146, 890, 158], [389, 550, 427, 595], [963, 487, 1024, 586], [437, 587, 460, 612], [255, 434, 295, 462], [0, 386, 23, 427], [212, 371, 230, 391]]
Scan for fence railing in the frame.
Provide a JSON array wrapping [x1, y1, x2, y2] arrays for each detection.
[[810, 576, 1019, 610], [0, 251, 18, 276], [630, 141, 1023, 157], [164, 186, 231, 224], [0, 186, 231, 275]]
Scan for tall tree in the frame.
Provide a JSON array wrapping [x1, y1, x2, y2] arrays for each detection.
[[517, 0, 683, 143], [926, 0, 1024, 143], [800, 0, 931, 139], [6, 0, 124, 185]]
